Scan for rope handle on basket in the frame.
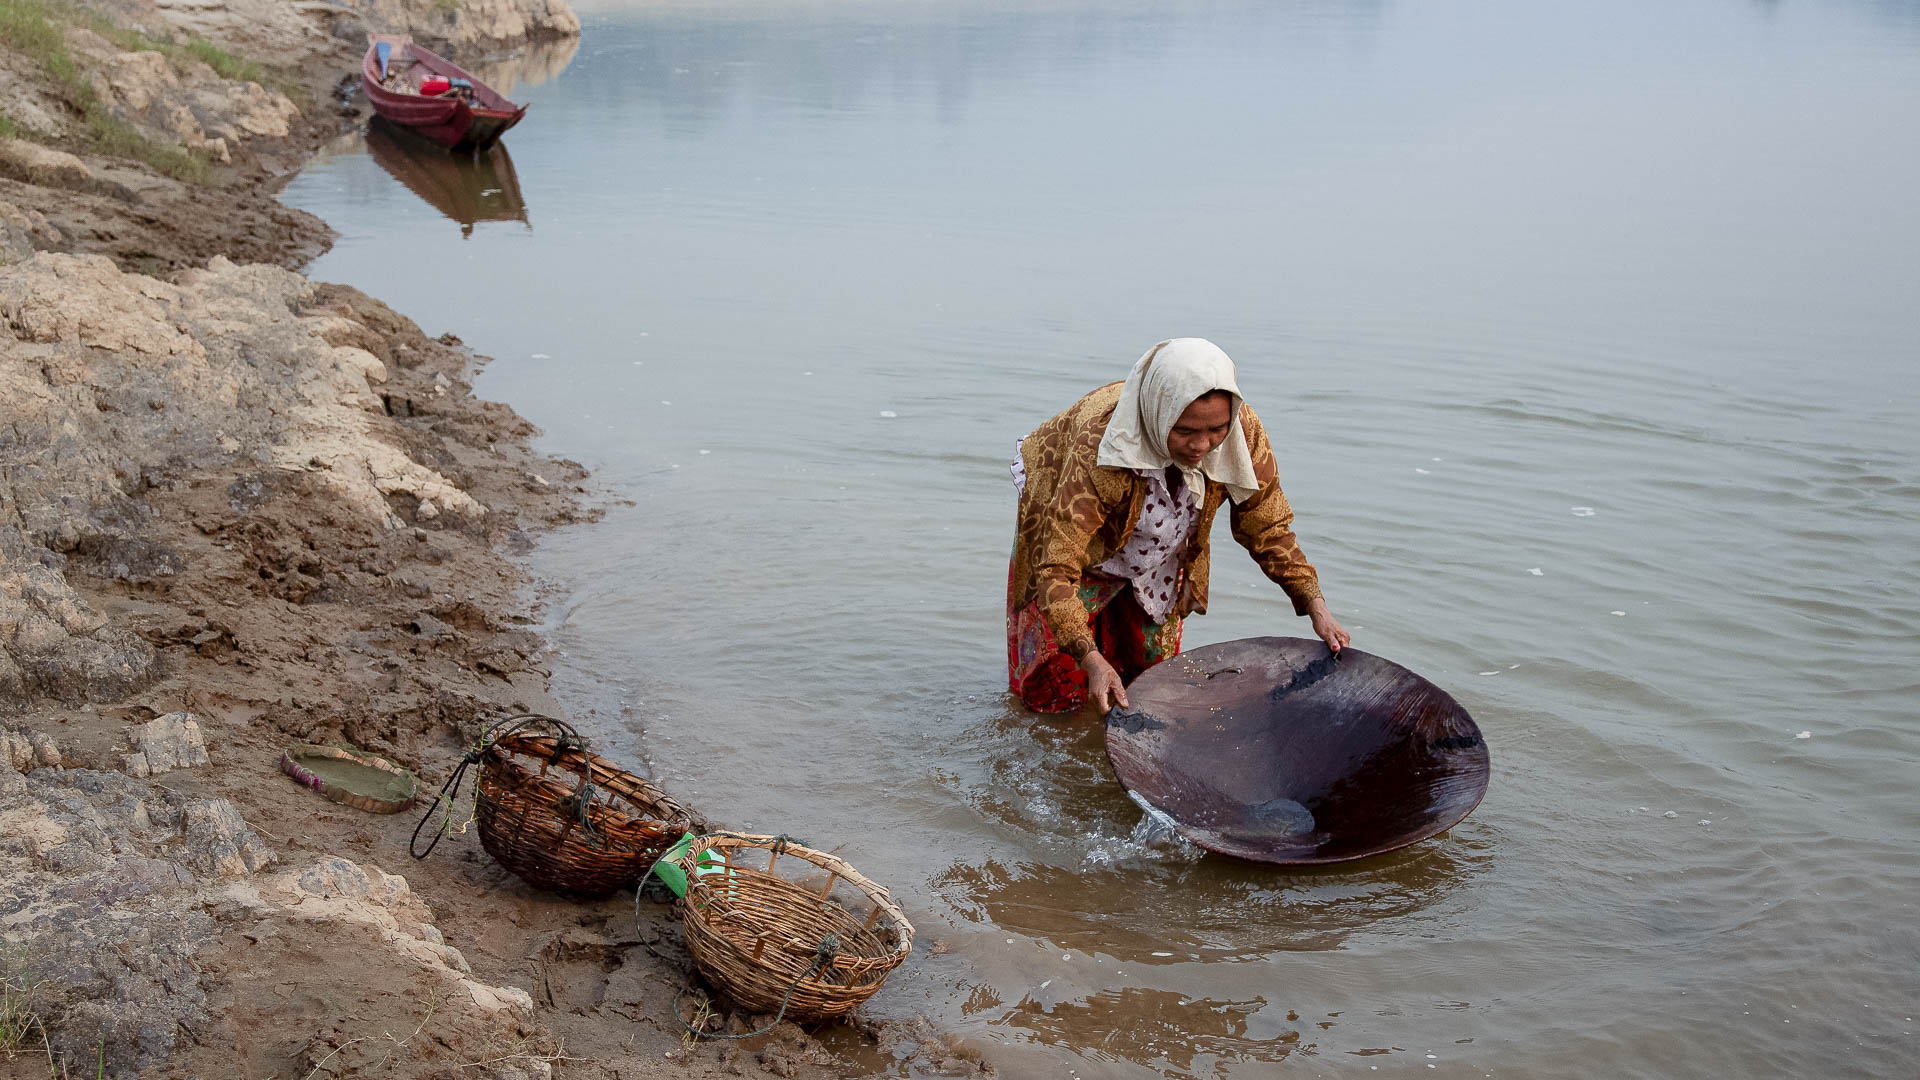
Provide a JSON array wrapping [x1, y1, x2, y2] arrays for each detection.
[[485, 712, 587, 754], [408, 745, 481, 859], [690, 831, 810, 853], [518, 714, 609, 848], [673, 934, 840, 1041], [554, 768, 606, 849], [407, 713, 589, 860]]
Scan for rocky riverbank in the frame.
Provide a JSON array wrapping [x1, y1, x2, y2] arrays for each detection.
[[1, 3, 980, 1077]]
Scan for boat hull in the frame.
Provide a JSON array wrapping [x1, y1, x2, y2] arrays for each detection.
[[360, 35, 526, 151]]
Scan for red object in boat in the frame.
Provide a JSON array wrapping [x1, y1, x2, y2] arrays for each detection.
[[420, 76, 452, 97], [359, 33, 526, 152]]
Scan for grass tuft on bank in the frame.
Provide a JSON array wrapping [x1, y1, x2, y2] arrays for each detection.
[[0, 0, 61, 56], [81, 11, 310, 106], [0, 0, 314, 183], [0, 945, 46, 1058]]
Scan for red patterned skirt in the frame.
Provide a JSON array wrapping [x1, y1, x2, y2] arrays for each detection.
[[1006, 566, 1184, 713]]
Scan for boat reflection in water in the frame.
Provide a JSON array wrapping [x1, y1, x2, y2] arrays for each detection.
[[364, 119, 529, 238]]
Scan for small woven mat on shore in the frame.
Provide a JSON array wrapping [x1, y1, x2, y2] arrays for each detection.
[[280, 744, 419, 814]]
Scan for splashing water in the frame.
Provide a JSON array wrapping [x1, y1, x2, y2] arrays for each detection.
[[1126, 788, 1190, 847]]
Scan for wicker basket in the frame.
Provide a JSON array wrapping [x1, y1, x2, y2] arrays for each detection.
[[473, 717, 702, 895], [675, 833, 914, 1023]]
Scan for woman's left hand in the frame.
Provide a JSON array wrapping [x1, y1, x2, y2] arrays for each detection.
[[1307, 598, 1350, 654]]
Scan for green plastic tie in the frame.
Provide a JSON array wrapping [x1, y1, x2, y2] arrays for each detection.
[[649, 831, 697, 897]]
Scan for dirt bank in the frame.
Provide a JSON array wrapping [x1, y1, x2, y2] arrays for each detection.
[[0, 3, 980, 1078]]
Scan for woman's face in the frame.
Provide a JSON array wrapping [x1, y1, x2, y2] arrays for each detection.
[[1167, 392, 1234, 466]]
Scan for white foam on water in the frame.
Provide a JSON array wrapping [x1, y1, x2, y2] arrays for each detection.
[[1125, 788, 1182, 845], [879, 410, 898, 418], [1067, 791, 1210, 868], [1572, 506, 1596, 516]]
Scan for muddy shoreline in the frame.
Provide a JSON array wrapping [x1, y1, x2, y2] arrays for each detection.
[[0, 4, 975, 1077]]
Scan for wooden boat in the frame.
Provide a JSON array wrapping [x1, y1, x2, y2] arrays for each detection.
[[365, 118, 528, 236], [360, 34, 526, 151]]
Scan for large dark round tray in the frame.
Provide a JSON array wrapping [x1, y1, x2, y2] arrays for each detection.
[[1106, 637, 1490, 864]]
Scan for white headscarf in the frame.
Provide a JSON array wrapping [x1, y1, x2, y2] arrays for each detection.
[[1095, 338, 1262, 507]]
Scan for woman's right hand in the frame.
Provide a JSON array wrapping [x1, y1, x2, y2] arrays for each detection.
[[1079, 650, 1129, 712]]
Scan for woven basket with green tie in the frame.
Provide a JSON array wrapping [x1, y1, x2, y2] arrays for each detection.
[[670, 832, 914, 1023]]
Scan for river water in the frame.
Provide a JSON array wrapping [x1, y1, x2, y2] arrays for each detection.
[[282, 1, 1920, 1075]]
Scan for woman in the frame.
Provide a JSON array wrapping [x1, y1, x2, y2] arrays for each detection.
[[1008, 338, 1349, 713]]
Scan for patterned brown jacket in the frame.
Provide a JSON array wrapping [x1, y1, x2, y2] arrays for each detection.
[[1011, 382, 1323, 659]]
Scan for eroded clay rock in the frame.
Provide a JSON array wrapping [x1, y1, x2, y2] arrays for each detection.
[[0, 765, 279, 1072], [253, 856, 536, 1015], [0, 725, 59, 771], [0, 198, 63, 264], [0, 66, 67, 139], [30, 728, 59, 768], [0, 562, 155, 703], [439, 0, 582, 52], [292, 854, 429, 916], [122, 711, 213, 777], [0, 138, 95, 189], [1, 252, 491, 705], [0, 251, 195, 354], [179, 797, 274, 878], [64, 29, 303, 165]]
